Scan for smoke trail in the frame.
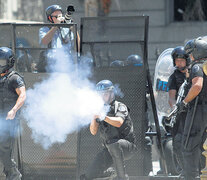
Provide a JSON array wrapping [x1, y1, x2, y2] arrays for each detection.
[[23, 48, 107, 149], [0, 115, 18, 138]]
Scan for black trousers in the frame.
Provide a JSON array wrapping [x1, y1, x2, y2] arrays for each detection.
[[182, 104, 207, 180], [0, 118, 18, 172], [85, 139, 137, 180], [172, 112, 186, 173]]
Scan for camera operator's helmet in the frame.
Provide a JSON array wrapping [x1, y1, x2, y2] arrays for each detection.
[[171, 46, 190, 66], [0, 47, 15, 74], [110, 60, 125, 67], [46, 5, 62, 22], [96, 80, 115, 104], [125, 54, 143, 66], [184, 37, 207, 60]]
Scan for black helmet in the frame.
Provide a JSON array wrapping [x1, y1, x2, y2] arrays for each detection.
[[171, 46, 190, 66], [184, 37, 207, 60], [96, 80, 114, 91], [46, 5, 62, 22], [96, 80, 115, 104], [110, 60, 125, 67], [0, 47, 15, 74], [125, 54, 143, 66], [184, 39, 195, 55]]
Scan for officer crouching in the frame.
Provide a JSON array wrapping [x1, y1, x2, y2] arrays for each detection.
[[175, 37, 207, 179], [80, 80, 137, 180]]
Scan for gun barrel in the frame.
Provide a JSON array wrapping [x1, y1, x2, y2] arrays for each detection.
[[166, 106, 178, 120]]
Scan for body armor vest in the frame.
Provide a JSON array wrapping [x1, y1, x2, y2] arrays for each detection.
[[0, 71, 19, 116], [99, 101, 135, 144], [199, 63, 207, 102], [174, 70, 186, 92], [190, 62, 207, 103], [173, 70, 186, 98]]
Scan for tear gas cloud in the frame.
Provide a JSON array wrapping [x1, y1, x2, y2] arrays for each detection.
[[0, 116, 17, 138], [23, 48, 108, 149]]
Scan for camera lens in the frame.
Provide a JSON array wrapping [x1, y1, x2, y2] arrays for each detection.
[[67, 5, 75, 13]]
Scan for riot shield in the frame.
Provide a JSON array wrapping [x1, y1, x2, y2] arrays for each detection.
[[153, 48, 175, 124]]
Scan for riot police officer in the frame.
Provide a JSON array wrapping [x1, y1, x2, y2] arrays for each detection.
[[169, 46, 190, 107], [176, 37, 207, 179], [0, 47, 26, 180], [80, 80, 137, 180], [167, 46, 190, 175]]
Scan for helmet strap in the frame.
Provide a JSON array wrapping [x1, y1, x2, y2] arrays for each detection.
[[108, 91, 115, 104], [176, 66, 187, 71]]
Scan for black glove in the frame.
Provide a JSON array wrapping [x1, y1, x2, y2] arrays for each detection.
[[162, 116, 168, 127], [96, 118, 103, 123], [176, 100, 188, 114]]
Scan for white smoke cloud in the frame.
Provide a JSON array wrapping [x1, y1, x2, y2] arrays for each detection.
[[23, 48, 107, 149]]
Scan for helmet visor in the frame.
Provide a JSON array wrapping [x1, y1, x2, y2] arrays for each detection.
[[0, 59, 7, 66], [98, 90, 114, 104], [98, 90, 111, 97]]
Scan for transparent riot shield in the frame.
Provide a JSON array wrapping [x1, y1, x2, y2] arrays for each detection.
[[153, 48, 175, 124]]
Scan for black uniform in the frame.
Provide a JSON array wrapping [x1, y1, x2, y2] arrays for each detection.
[[168, 69, 187, 173], [85, 100, 137, 180], [168, 69, 186, 93], [182, 62, 207, 179], [0, 71, 24, 174]]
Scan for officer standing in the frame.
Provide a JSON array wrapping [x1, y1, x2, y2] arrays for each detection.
[[167, 46, 190, 174], [176, 37, 207, 179], [80, 80, 137, 180], [0, 47, 26, 180]]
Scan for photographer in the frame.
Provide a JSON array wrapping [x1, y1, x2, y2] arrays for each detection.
[[38, 5, 80, 71], [39, 4, 79, 49]]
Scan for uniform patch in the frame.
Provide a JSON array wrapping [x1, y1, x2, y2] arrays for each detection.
[[192, 65, 200, 74], [118, 104, 127, 112], [16, 76, 23, 84]]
